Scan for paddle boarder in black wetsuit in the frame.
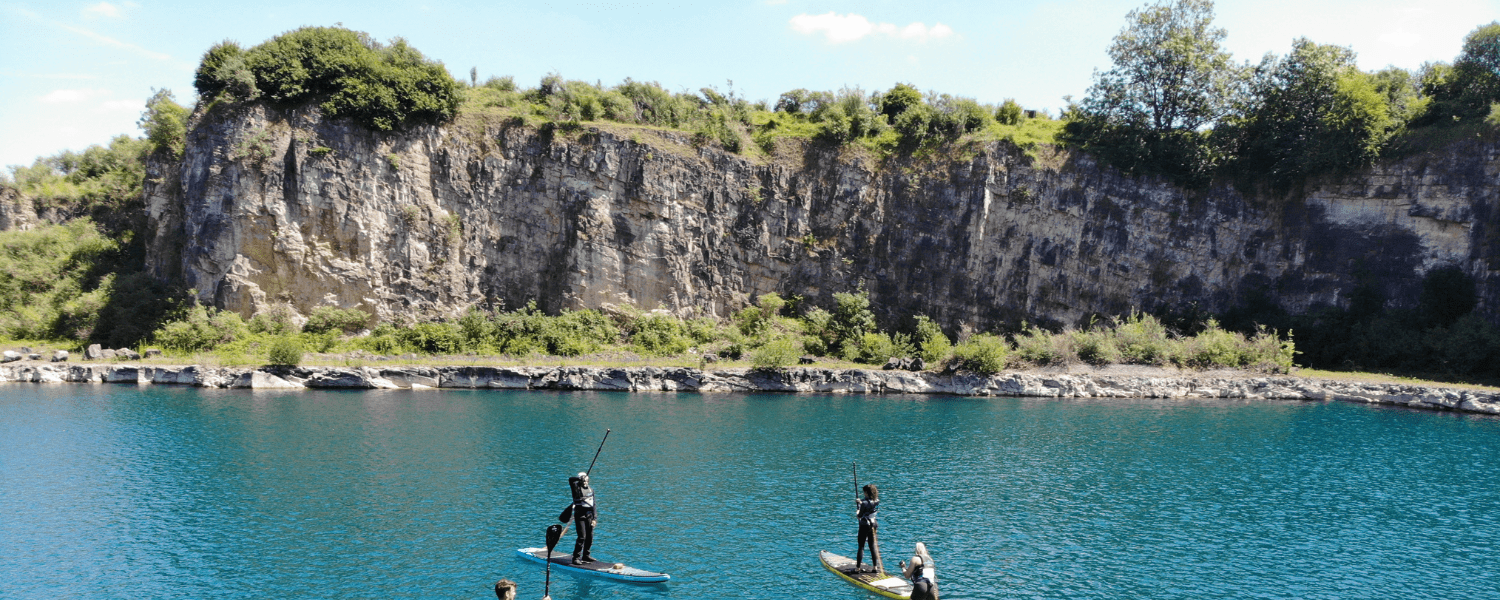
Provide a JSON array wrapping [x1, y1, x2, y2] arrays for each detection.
[[854, 483, 881, 572], [902, 542, 938, 600], [566, 472, 597, 564]]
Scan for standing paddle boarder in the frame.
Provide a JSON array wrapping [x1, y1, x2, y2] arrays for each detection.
[[558, 429, 609, 565], [565, 472, 597, 564], [852, 462, 883, 573]]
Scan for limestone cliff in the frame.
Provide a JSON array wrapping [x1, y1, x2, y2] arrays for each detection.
[[142, 104, 1500, 331]]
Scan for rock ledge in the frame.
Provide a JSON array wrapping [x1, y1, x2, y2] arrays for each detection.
[[1, 364, 1496, 415]]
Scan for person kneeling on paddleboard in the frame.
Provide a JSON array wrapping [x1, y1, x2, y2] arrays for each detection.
[[901, 542, 939, 600], [854, 483, 881, 573], [559, 473, 598, 564]]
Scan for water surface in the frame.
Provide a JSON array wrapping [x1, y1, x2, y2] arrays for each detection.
[[2, 385, 1497, 599]]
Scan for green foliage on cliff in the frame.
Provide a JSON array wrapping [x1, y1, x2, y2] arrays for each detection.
[[195, 27, 462, 131], [458, 72, 1059, 157], [1221, 266, 1500, 381], [1223, 39, 1393, 191], [140, 89, 190, 160], [6, 135, 147, 209], [1067, 2, 1499, 189]]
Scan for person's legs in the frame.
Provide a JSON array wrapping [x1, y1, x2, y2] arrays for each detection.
[[858, 522, 876, 570], [577, 516, 594, 561]]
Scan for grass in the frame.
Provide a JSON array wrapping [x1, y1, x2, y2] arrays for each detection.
[[1293, 368, 1500, 393]]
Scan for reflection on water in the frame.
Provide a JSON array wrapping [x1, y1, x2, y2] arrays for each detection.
[[1, 386, 1497, 599]]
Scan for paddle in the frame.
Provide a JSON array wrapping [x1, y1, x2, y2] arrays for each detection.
[[586, 429, 610, 476], [544, 524, 563, 599]]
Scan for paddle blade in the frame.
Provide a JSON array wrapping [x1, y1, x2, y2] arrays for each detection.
[[546, 524, 563, 551]]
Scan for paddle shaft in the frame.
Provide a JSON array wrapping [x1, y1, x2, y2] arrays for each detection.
[[586, 429, 610, 476], [852, 461, 858, 501]]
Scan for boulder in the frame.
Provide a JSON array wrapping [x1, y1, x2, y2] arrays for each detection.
[[118, 349, 141, 360], [20, 346, 32, 354], [884, 357, 921, 371], [29, 353, 42, 361], [101, 349, 118, 360], [799, 355, 817, 365], [701, 353, 719, 363], [1, 350, 18, 363], [50, 350, 68, 362], [86, 344, 102, 360], [145, 348, 162, 358]]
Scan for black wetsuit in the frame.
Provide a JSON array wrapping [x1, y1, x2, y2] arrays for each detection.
[[572, 482, 596, 561], [855, 498, 880, 569]]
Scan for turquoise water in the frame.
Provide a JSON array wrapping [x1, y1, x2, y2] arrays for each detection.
[[2, 385, 1497, 599]]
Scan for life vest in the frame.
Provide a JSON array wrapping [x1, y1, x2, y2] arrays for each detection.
[[574, 484, 595, 511]]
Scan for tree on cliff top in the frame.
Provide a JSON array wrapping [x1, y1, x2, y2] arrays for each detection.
[[1064, 0, 1244, 186], [1223, 39, 1393, 191], [193, 27, 462, 132], [1418, 21, 1500, 124]]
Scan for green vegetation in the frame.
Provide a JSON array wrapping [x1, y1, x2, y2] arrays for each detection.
[[6, 136, 148, 210], [456, 70, 1059, 158], [91, 288, 1291, 374], [195, 27, 462, 131], [1067, 0, 1500, 188], [1221, 266, 1500, 382], [140, 89, 190, 160], [1, 110, 189, 349]]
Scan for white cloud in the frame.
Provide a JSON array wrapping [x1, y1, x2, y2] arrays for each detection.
[[83, 2, 124, 19], [790, 12, 956, 44], [57, 23, 173, 62], [40, 89, 108, 103]]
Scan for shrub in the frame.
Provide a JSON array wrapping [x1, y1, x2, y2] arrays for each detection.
[[629, 312, 691, 356], [1113, 312, 1174, 365], [951, 333, 1009, 374], [397, 322, 464, 354], [196, 27, 462, 132], [751, 336, 802, 369], [303, 306, 369, 334], [912, 315, 952, 364], [153, 305, 250, 353], [827, 290, 877, 356], [1013, 326, 1075, 366], [249, 306, 299, 335], [1176, 319, 1244, 368], [1071, 328, 1122, 365], [996, 99, 1023, 125], [846, 331, 903, 364], [265, 335, 303, 366]]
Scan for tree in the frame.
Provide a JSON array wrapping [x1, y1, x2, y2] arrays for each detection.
[[879, 83, 923, 122], [1227, 39, 1392, 189], [139, 89, 189, 160], [1064, 0, 1243, 186], [1417, 22, 1500, 124]]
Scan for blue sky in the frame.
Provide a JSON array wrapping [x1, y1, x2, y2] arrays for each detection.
[[2, 0, 1496, 169]]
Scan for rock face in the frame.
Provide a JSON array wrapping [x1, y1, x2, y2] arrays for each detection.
[[1, 363, 1496, 416], [143, 104, 1500, 330]]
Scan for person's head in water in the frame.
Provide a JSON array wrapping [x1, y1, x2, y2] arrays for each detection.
[[863, 483, 878, 501]]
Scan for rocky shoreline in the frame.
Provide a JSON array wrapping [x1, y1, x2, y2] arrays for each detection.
[[2, 363, 1497, 416]]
